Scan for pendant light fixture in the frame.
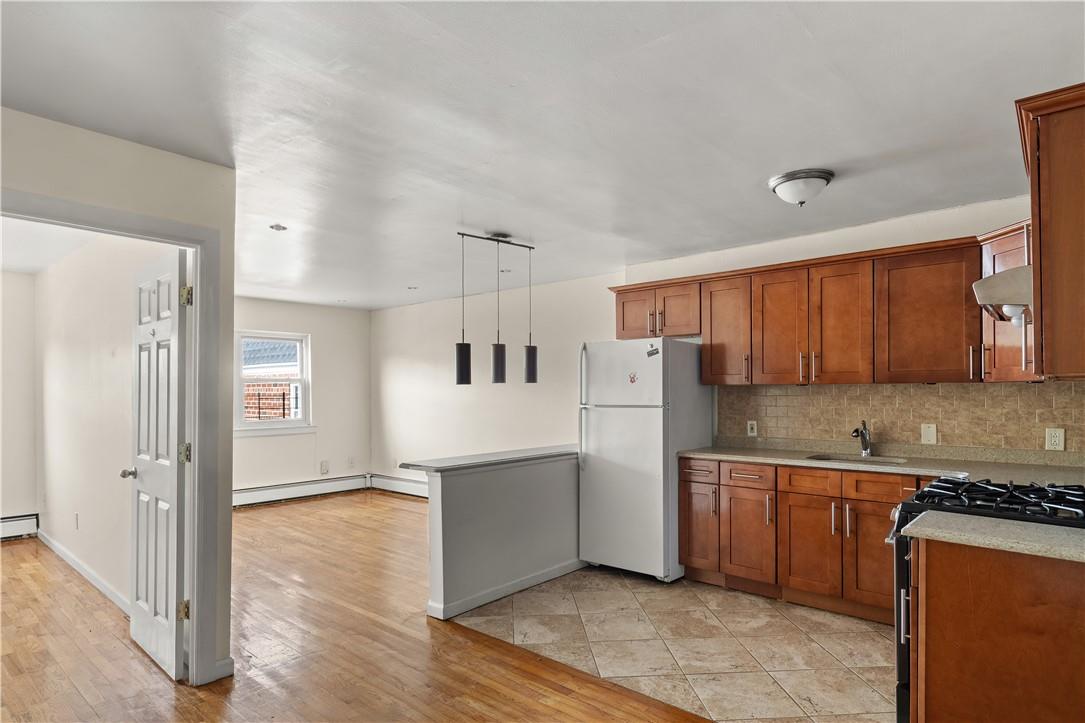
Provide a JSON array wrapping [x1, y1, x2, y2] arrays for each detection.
[[455, 233, 471, 384], [491, 239, 506, 383], [524, 247, 538, 383]]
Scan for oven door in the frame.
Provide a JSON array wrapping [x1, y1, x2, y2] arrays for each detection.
[[894, 532, 912, 723]]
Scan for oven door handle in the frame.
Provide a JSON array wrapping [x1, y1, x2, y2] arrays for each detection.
[[899, 588, 911, 645]]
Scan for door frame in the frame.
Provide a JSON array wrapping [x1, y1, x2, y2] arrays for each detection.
[[1, 190, 230, 686]]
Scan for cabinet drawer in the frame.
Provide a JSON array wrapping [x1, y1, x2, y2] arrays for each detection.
[[778, 466, 842, 497], [843, 471, 919, 504], [679, 458, 720, 484], [720, 463, 776, 490]]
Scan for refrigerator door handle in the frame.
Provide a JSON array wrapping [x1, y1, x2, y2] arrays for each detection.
[[578, 343, 588, 405], [578, 406, 587, 470]]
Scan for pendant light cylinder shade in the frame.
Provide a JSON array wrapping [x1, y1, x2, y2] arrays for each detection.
[[524, 344, 538, 383], [455, 342, 471, 385], [491, 343, 506, 383]]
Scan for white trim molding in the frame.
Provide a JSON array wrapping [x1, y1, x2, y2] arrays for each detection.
[[428, 559, 585, 619], [369, 474, 429, 499], [232, 475, 368, 507], [37, 529, 130, 613], [1, 514, 38, 539]]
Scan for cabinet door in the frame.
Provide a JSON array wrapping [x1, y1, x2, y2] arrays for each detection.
[[777, 492, 842, 597], [656, 283, 701, 336], [615, 289, 657, 339], [1034, 102, 1085, 378], [679, 481, 719, 571], [874, 247, 982, 383], [720, 486, 776, 584], [752, 268, 809, 384], [981, 226, 1040, 382], [842, 500, 895, 609], [810, 260, 874, 384], [700, 277, 751, 385]]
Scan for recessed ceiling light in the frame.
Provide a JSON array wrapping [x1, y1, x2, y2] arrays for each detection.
[[269, 223, 287, 231]]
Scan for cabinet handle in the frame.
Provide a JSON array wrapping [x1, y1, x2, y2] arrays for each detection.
[[798, 352, 805, 383], [684, 469, 712, 477], [648, 310, 655, 337], [1024, 222, 1031, 266], [811, 352, 817, 382], [981, 345, 989, 380], [968, 345, 975, 380], [743, 353, 750, 383], [658, 309, 664, 333], [765, 494, 771, 526], [1021, 317, 1029, 372], [830, 502, 837, 536], [845, 503, 851, 538], [730, 472, 762, 480], [712, 487, 718, 516]]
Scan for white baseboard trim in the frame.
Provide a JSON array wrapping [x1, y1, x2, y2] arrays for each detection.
[[429, 558, 586, 619], [232, 475, 368, 507], [37, 529, 130, 614], [1, 514, 38, 539], [370, 474, 428, 499]]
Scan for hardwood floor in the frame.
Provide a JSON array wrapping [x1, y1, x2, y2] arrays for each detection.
[[1, 490, 704, 721]]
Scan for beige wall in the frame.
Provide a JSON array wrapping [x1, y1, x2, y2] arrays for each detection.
[[33, 235, 175, 601], [2, 107, 237, 676], [370, 272, 622, 480], [626, 195, 1031, 284], [234, 297, 370, 489], [1, 271, 39, 517]]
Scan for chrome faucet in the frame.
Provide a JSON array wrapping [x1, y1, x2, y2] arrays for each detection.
[[851, 420, 872, 457]]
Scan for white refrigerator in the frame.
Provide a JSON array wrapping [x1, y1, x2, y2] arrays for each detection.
[[578, 338, 713, 581]]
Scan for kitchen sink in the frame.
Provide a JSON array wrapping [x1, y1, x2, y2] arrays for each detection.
[[806, 453, 908, 465]]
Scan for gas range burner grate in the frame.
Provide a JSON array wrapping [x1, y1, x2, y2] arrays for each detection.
[[912, 478, 1085, 524]]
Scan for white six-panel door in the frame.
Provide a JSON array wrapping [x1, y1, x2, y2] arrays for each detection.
[[129, 250, 188, 679]]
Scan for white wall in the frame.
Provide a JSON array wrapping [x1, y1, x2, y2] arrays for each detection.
[[370, 272, 622, 480], [32, 235, 174, 601], [1, 271, 39, 518], [2, 107, 237, 679], [626, 195, 1031, 283], [234, 297, 370, 489]]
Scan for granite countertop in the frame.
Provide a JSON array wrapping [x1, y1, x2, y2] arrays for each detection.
[[679, 446, 1085, 486], [902, 511, 1085, 563], [400, 444, 578, 473]]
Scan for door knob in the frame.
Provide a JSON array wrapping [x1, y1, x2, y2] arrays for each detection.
[[120, 468, 138, 479]]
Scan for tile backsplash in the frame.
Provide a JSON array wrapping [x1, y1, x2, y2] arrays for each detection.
[[716, 381, 1083, 462]]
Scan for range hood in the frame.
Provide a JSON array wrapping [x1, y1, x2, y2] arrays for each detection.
[[972, 266, 1033, 323]]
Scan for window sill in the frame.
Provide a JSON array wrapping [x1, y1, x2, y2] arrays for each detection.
[[233, 425, 317, 438]]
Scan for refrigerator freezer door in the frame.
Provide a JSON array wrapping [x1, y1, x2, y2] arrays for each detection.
[[579, 405, 667, 577], [583, 339, 664, 407]]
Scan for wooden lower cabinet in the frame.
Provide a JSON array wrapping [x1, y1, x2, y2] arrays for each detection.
[[679, 481, 719, 571], [777, 492, 842, 597], [719, 487, 776, 583], [842, 499, 896, 608]]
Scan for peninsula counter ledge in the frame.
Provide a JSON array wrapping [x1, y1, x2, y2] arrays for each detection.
[[902, 511, 1085, 563], [401, 445, 581, 620]]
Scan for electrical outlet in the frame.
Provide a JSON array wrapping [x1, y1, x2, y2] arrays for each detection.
[[320, 460, 330, 475], [1045, 428, 1065, 451], [921, 423, 937, 445], [347, 456, 356, 469], [746, 420, 758, 437]]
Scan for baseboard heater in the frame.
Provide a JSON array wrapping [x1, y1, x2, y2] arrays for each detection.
[[1, 513, 39, 539], [232, 476, 369, 507]]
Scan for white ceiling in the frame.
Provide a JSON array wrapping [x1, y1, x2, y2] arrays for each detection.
[[1, 217, 95, 273], [2, 2, 1082, 309]]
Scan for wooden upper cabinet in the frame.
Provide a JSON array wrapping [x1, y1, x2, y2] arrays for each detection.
[[719, 486, 776, 584], [777, 491, 842, 597], [679, 481, 719, 571], [1018, 83, 1085, 379], [701, 277, 752, 385], [842, 499, 896, 609], [615, 289, 656, 339], [809, 260, 874, 384], [656, 283, 701, 336], [980, 222, 1041, 382], [874, 246, 982, 383], [752, 268, 809, 384]]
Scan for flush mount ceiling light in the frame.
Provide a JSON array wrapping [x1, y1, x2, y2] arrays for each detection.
[[768, 169, 835, 207], [269, 223, 288, 231]]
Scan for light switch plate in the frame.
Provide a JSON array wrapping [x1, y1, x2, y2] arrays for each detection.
[[746, 421, 758, 437], [320, 459, 330, 475], [921, 423, 937, 445], [1045, 428, 1065, 451]]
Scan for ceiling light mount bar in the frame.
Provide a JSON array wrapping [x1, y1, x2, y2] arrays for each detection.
[[457, 232, 535, 251]]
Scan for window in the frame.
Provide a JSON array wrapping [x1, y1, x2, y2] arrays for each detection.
[[235, 331, 311, 430]]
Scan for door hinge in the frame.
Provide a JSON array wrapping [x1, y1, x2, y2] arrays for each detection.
[[178, 599, 190, 620], [179, 286, 194, 306], [178, 442, 192, 464]]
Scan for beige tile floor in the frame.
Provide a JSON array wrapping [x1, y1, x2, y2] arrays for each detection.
[[453, 566, 898, 722]]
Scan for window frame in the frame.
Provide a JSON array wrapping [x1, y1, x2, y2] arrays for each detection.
[[234, 330, 313, 434]]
